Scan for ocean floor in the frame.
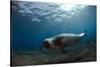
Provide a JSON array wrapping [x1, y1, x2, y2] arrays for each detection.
[[11, 41, 96, 66]]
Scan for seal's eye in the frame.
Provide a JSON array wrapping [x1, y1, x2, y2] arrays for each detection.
[[43, 41, 50, 49]]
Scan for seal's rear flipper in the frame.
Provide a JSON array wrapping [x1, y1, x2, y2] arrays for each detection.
[[82, 30, 89, 43], [83, 30, 87, 37]]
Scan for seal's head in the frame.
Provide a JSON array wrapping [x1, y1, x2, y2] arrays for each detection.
[[42, 41, 51, 49]]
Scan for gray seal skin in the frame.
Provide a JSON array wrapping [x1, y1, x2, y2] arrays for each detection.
[[42, 32, 87, 52]]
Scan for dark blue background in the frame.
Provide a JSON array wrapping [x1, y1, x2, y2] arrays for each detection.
[[11, 5, 96, 50]]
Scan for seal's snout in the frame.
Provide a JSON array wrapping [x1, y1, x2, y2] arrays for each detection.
[[42, 41, 50, 49]]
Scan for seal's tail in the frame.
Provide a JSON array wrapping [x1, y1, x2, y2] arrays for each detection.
[[83, 30, 87, 37], [82, 30, 88, 42]]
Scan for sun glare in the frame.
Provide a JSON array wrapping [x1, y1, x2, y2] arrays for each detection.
[[60, 4, 75, 11], [60, 4, 85, 12]]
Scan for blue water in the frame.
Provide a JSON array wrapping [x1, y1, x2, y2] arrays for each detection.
[[11, 1, 96, 50]]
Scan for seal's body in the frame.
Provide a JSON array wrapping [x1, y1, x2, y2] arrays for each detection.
[[43, 32, 87, 49]]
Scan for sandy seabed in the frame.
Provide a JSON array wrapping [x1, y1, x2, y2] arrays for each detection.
[[11, 41, 96, 66]]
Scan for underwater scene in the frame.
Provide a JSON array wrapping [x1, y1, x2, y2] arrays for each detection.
[[11, 1, 96, 66]]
